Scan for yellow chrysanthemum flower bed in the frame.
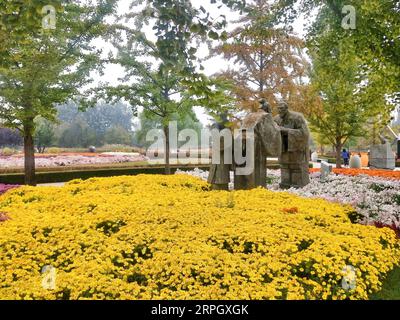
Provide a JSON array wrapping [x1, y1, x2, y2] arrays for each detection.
[[0, 174, 399, 300]]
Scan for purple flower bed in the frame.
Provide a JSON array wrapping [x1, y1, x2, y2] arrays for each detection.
[[0, 184, 19, 196]]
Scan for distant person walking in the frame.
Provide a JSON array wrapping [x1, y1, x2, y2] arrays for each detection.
[[341, 149, 350, 167]]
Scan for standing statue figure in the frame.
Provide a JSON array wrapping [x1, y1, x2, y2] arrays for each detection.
[[274, 100, 310, 189], [234, 99, 281, 190], [207, 112, 232, 190]]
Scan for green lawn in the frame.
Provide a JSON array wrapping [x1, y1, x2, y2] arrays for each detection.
[[370, 267, 400, 300]]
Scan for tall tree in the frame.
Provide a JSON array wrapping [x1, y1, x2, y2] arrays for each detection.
[[272, 0, 399, 166], [306, 6, 392, 167], [273, 0, 400, 108], [0, 1, 117, 185], [212, 0, 309, 112], [101, 0, 235, 174], [134, 110, 203, 148], [103, 31, 197, 174], [308, 41, 368, 167]]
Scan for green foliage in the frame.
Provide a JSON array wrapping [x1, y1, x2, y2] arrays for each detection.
[[134, 111, 203, 148], [0, 0, 118, 184], [104, 126, 133, 146], [0, 147, 17, 156], [0, 165, 210, 185], [394, 194, 400, 206], [308, 38, 368, 148], [101, 21, 193, 128], [46, 147, 63, 154], [98, 145, 143, 153], [298, 1, 398, 167], [0, 1, 118, 129], [56, 101, 134, 146], [98, 1, 238, 173], [274, 0, 400, 105], [370, 267, 400, 300], [34, 116, 55, 153], [125, 0, 246, 74], [58, 119, 97, 149], [99, 1, 239, 119]]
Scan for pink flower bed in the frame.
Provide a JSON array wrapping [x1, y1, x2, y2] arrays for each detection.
[[0, 153, 148, 168], [0, 184, 19, 196]]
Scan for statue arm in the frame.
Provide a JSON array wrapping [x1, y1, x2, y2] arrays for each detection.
[[285, 117, 310, 152], [259, 114, 282, 157]]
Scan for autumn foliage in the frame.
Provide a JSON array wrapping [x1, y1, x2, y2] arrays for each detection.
[[212, 0, 314, 113]]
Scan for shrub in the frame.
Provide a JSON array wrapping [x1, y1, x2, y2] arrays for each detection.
[[47, 147, 64, 154], [0, 147, 17, 156], [327, 158, 343, 165], [98, 144, 145, 154], [34, 117, 55, 153]]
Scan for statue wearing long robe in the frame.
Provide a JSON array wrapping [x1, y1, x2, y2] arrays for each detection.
[[234, 110, 281, 190], [274, 110, 310, 188], [208, 122, 231, 190]]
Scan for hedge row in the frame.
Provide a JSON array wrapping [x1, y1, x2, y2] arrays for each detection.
[[0, 163, 283, 185], [0, 166, 206, 185]]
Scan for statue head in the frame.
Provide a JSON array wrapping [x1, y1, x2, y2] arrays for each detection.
[[379, 133, 388, 145], [259, 99, 271, 113], [277, 100, 289, 118]]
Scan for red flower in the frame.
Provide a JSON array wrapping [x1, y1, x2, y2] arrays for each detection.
[[282, 207, 299, 214], [0, 212, 10, 222]]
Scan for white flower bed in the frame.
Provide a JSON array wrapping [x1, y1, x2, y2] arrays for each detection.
[[176, 169, 400, 227]]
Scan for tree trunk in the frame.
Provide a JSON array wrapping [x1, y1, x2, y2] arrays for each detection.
[[163, 124, 171, 175], [335, 141, 343, 169], [23, 122, 36, 186]]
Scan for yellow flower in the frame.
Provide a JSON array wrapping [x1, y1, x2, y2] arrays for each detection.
[[0, 174, 398, 300]]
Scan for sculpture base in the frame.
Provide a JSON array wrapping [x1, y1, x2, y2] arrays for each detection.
[[280, 160, 310, 189], [369, 144, 396, 170], [211, 184, 229, 191]]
